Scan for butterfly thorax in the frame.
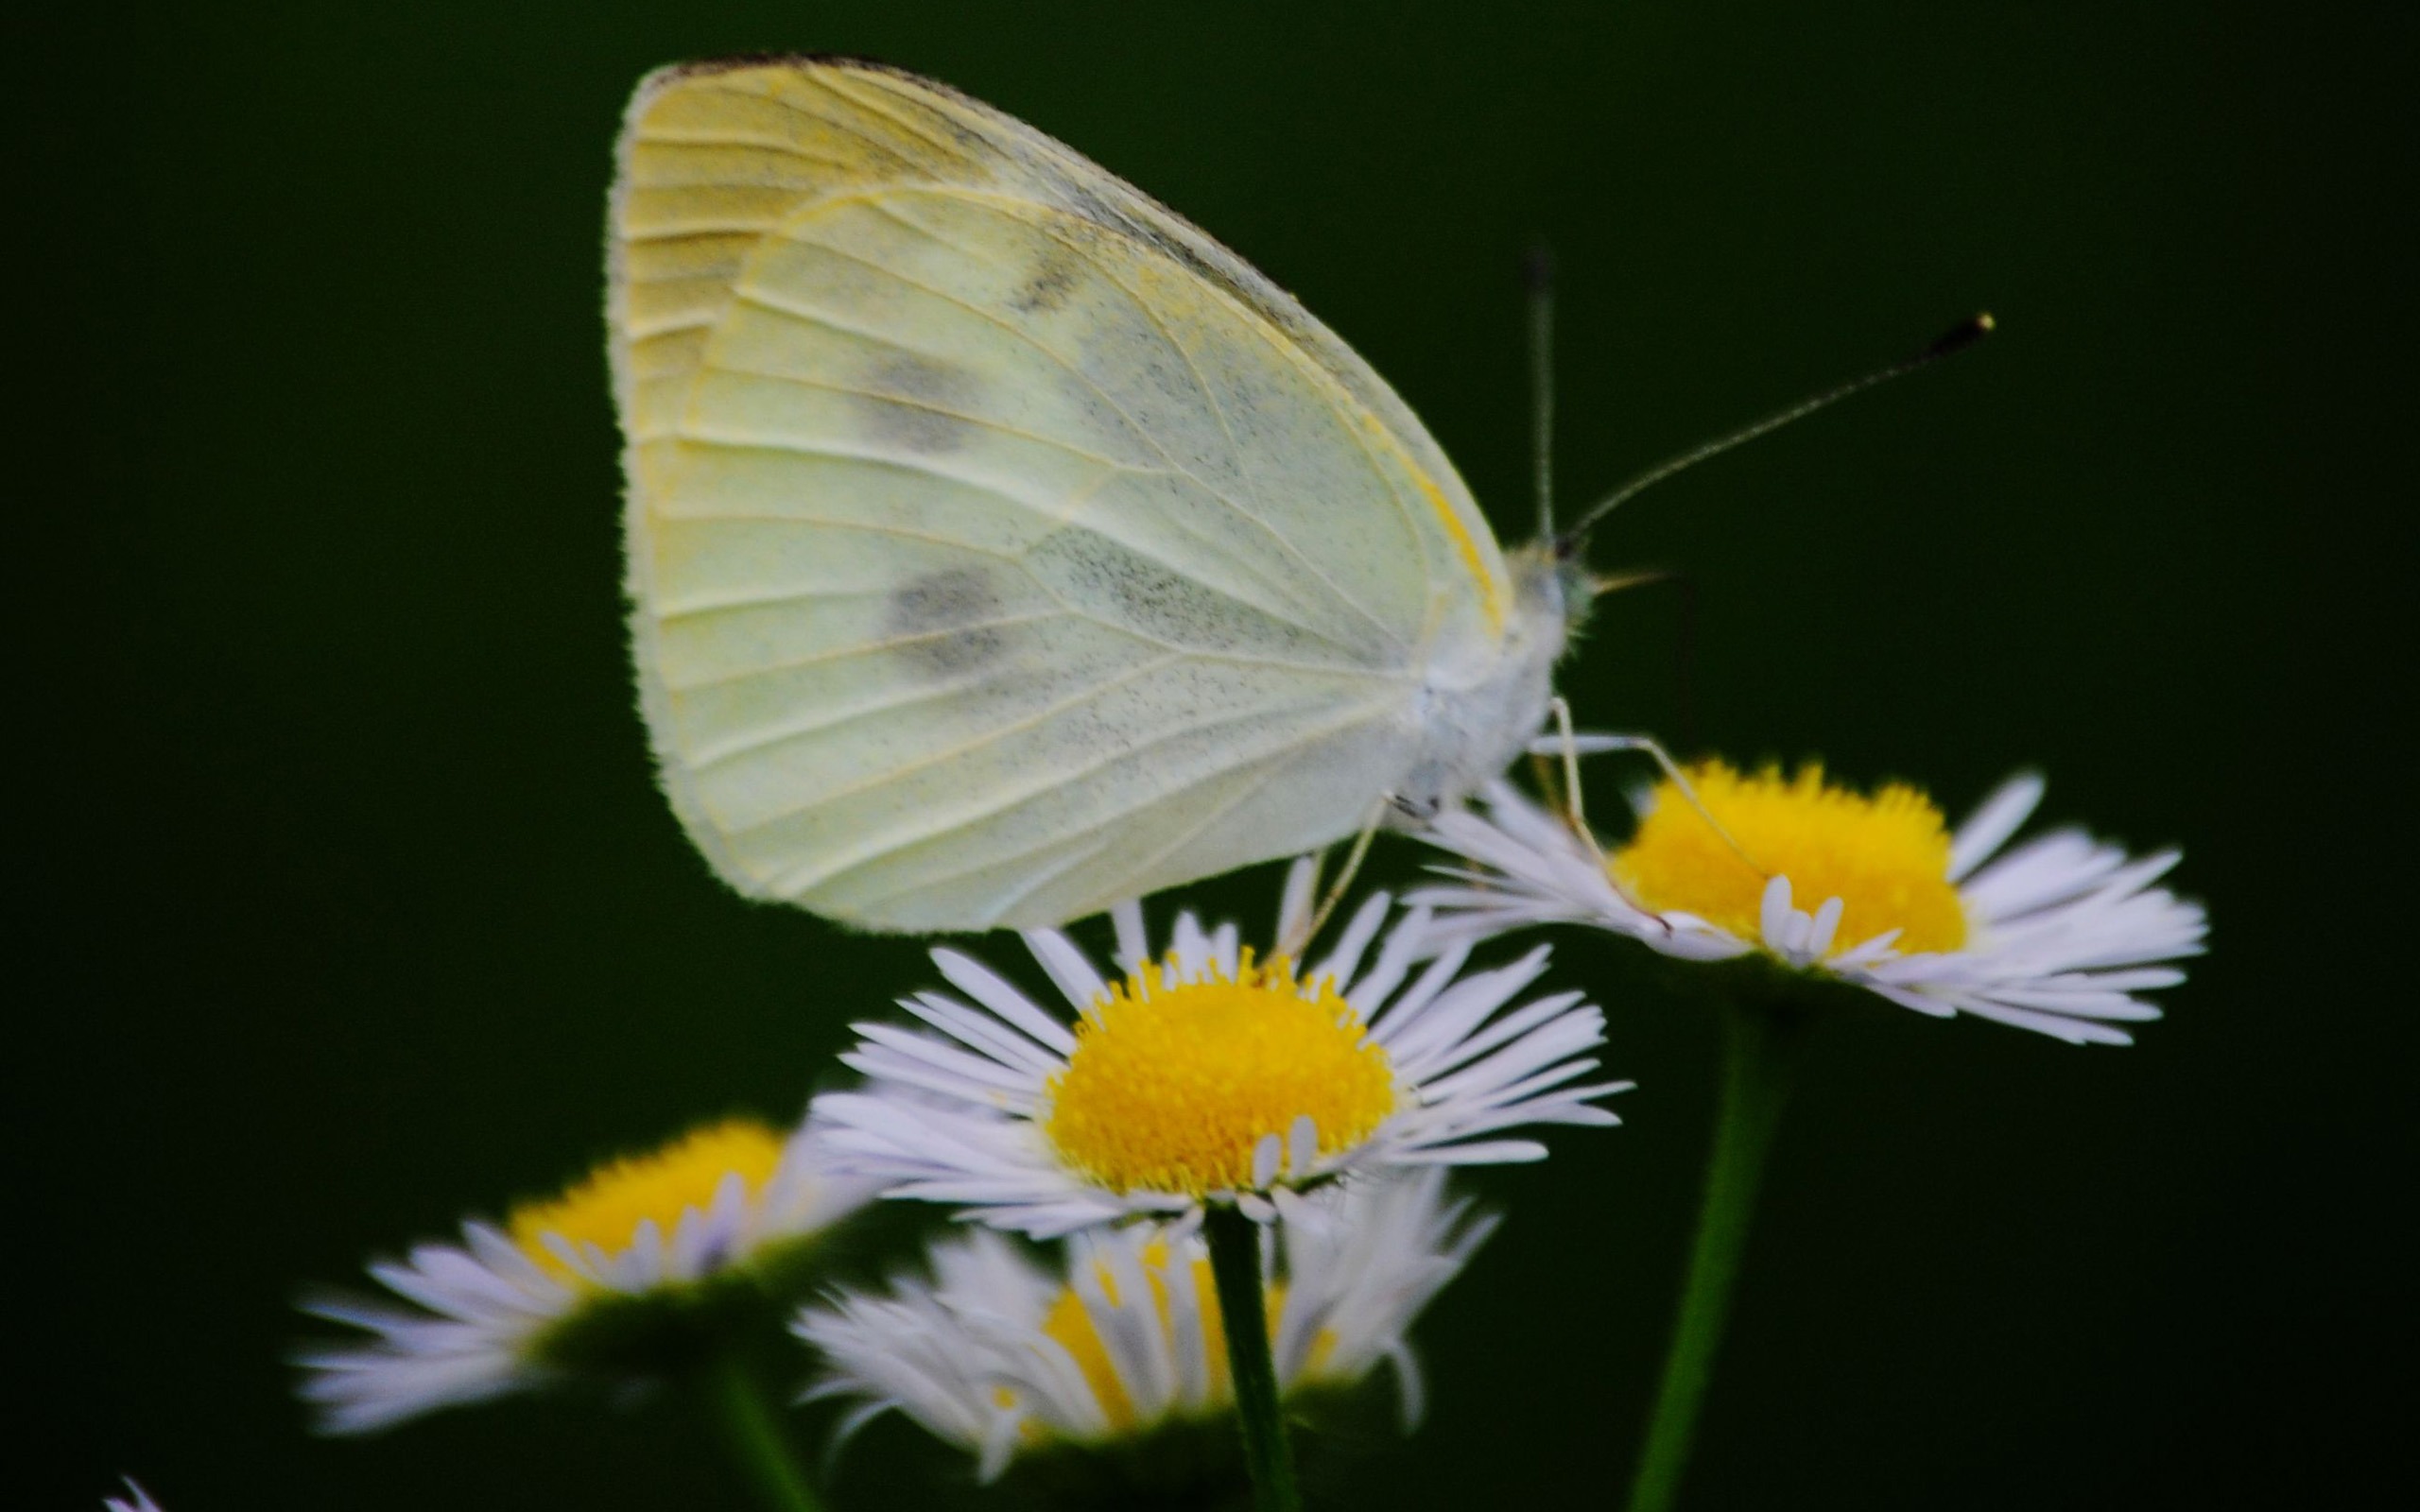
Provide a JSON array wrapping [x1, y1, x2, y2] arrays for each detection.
[[1387, 541, 1573, 826]]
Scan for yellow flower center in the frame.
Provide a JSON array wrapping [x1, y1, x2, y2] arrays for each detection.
[[507, 1118, 785, 1284], [1042, 953, 1397, 1197], [1613, 761, 1968, 956], [1038, 1241, 1335, 1434]]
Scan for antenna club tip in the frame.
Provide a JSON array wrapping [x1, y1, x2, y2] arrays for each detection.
[[1918, 312, 1996, 362], [1976, 311, 1996, 332]]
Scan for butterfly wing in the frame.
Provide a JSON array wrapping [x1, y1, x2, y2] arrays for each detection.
[[612, 59, 1513, 930]]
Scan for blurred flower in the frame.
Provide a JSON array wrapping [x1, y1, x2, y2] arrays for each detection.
[[298, 1117, 873, 1432], [104, 1482, 160, 1512], [798, 1169, 1494, 1481], [813, 860, 1624, 1237], [1419, 766, 2206, 1045]]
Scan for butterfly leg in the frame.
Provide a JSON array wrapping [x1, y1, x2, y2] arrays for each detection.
[[1524, 726, 1766, 876], [1514, 706, 1679, 925], [1542, 696, 1605, 858], [1284, 806, 1386, 958], [1282, 809, 1386, 958]]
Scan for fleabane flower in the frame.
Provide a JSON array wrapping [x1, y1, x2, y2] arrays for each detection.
[[1418, 765, 2205, 1046], [798, 1170, 1494, 1482], [812, 860, 1625, 1236], [104, 1482, 161, 1512], [298, 1116, 873, 1432]]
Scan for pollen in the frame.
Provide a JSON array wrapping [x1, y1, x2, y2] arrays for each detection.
[[1039, 1241, 1314, 1432], [1042, 954, 1397, 1198], [507, 1118, 785, 1283], [1613, 762, 1969, 955]]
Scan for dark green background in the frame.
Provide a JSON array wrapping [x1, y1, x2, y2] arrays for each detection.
[[22, 2, 2411, 1506]]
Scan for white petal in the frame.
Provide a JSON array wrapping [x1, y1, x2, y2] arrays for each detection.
[[1759, 874, 1796, 948], [1025, 930, 1110, 1017], [1288, 1114, 1319, 1178], [1252, 1132, 1283, 1191], [1276, 856, 1318, 950], [1112, 900, 1150, 973], [1949, 771, 2047, 881], [1311, 891, 1392, 988], [930, 948, 1078, 1053]]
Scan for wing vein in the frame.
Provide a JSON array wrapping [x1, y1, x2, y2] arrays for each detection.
[[1062, 755, 1304, 918], [736, 653, 1188, 838], [626, 312, 720, 338], [677, 412, 1379, 656], [664, 610, 1074, 694], [813, 70, 978, 163], [697, 359, 1147, 471], [1028, 216, 1411, 654], [626, 221, 786, 244], [660, 479, 1408, 680], [835, 699, 1395, 914], [686, 676, 1000, 769], [688, 81, 926, 177], [791, 695, 1400, 899], [967, 831, 1124, 926], [659, 584, 897, 620], [853, 194, 1408, 653], [767, 222, 1191, 481], [643, 495, 1033, 561], [634, 127, 858, 169]]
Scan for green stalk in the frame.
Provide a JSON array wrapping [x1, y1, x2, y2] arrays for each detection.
[[1203, 1203, 1303, 1512], [1625, 999, 1801, 1512], [709, 1349, 824, 1512]]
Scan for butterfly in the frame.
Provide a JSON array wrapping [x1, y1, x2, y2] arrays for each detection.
[[610, 57, 1988, 933], [608, 56, 1584, 933]]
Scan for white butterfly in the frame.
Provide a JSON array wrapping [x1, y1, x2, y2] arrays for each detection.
[[609, 57, 1582, 932]]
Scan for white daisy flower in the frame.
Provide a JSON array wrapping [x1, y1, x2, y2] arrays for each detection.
[[797, 1169, 1495, 1482], [1417, 766, 2205, 1046], [298, 1117, 873, 1433], [104, 1482, 161, 1512], [812, 860, 1626, 1237]]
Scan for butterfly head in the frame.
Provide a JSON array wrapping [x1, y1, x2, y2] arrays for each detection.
[[1508, 538, 1597, 648]]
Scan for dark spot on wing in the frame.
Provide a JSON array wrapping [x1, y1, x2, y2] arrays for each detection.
[[857, 353, 981, 455], [1025, 527, 1381, 666], [1009, 245, 1080, 314], [885, 567, 1012, 676], [1029, 530, 1227, 646]]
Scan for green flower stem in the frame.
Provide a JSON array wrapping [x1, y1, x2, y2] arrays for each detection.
[[709, 1349, 824, 1512], [1204, 1202, 1303, 1512], [1626, 998, 1802, 1512]]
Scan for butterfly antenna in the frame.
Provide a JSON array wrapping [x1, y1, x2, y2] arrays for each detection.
[[1526, 244, 1558, 540], [1557, 312, 1996, 556]]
